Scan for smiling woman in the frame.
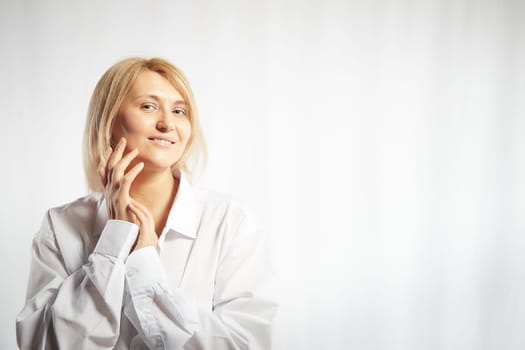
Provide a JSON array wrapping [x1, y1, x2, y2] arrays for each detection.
[[112, 70, 193, 173], [15, 57, 278, 349]]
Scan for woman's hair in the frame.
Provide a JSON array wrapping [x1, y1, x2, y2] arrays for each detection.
[[83, 57, 207, 192]]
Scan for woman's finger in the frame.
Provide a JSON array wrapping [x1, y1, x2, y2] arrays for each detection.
[[127, 201, 146, 223], [98, 146, 113, 186], [129, 199, 155, 228], [111, 148, 139, 183], [128, 200, 157, 250], [107, 137, 126, 170], [120, 161, 144, 195]]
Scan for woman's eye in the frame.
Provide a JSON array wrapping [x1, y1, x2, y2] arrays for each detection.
[[141, 103, 157, 111], [173, 108, 187, 116]]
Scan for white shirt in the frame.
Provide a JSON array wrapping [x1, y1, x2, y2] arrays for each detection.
[[16, 171, 278, 349]]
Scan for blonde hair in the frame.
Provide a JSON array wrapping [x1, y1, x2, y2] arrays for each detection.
[[83, 57, 207, 192]]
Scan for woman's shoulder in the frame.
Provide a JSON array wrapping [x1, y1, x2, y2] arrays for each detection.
[[192, 187, 257, 224], [47, 192, 103, 219], [34, 193, 105, 272], [42, 193, 104, 237]]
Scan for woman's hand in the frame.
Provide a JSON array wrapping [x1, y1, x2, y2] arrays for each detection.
[[127, 199, 158, 251], [98, 137, 144, 222]]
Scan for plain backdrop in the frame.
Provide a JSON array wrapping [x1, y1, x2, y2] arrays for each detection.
[[1, 0, 524, 349]]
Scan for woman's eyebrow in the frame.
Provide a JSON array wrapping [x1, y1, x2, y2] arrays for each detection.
[[134, 94, 187, 105]]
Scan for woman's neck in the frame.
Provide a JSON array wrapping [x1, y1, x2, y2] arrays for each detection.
[[129, 167, 178, 235]]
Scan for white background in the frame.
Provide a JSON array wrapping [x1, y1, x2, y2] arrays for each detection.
[[1, 1, 524, 349]]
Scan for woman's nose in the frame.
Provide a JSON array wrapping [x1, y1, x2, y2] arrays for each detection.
[[156, 111, 175, 132]]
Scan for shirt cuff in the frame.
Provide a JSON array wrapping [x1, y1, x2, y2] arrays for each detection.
[[125, 246, 168, 292], [93, 220, 139, 261]]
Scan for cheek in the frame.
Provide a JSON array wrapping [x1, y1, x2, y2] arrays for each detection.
[[180, 120, 192, 143], [116, 114, 150, 137]]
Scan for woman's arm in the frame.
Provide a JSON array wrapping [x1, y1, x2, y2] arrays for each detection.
[[122, 209, 278, 350], [17, 138, 144, 349], [16, 213, 138, 349]]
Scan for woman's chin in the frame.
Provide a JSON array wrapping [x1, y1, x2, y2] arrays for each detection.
[[140, 158, 177, 173]]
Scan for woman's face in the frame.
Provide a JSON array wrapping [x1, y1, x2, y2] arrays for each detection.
[[112, 70, 192, 172]]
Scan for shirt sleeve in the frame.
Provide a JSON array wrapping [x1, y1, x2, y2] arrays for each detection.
[[122, 211, 279, 350], [16, 212, 138, 349]]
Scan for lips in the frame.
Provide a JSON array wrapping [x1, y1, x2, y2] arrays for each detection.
[[148, 136, 176, 146]]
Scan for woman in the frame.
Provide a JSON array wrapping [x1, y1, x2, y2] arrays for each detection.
[[16, 57, 277, 349]]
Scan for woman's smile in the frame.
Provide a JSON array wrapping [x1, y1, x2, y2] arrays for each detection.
[[111, 70, 192, 171], [148, 136, 176, 146]]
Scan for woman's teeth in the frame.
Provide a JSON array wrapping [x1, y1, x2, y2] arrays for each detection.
[[152, 138, 173, 146]]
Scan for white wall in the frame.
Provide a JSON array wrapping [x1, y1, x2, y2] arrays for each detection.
[[1, 1, 524, 349]]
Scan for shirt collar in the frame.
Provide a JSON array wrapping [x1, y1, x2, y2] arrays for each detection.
[[163, 168, 198, 240], [94, 169, 199, 240]]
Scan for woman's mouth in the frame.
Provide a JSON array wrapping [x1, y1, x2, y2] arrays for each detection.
[[148, 137, 176, 146]]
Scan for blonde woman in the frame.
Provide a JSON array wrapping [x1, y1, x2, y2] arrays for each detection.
[[16, 57, 277, 349]]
